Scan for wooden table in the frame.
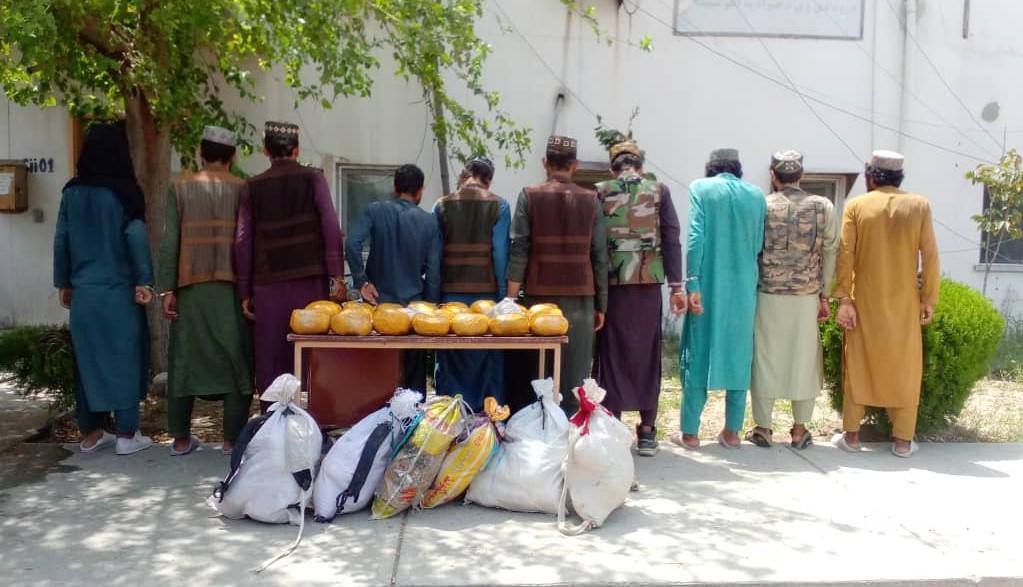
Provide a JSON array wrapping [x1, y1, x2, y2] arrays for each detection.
[[287, 333, 568, 426]]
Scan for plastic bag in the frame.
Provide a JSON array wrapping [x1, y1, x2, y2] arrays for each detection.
[[421, 397, 510, 508], [371, 395, 468, 519], [466, 379, 569, 514], [312, 389, 422, 522], [206, 374, 323, 571], [558, 379, 634, 535], [488, 297, 526, 318]]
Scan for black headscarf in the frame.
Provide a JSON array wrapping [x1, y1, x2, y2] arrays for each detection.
[[64, 121, 147, 221]]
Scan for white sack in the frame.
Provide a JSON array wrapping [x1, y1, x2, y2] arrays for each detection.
[[208, 374, 323, 526], [466, 378, 569, 514], [558, 379, 634, 534], [313, 389, 421, 521]]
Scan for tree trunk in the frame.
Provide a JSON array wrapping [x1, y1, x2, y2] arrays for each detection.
[[123, 89, 172, 377], [431, 88, 451, 195]]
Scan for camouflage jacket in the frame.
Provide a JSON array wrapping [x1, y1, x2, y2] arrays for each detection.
[[596, 172, 665, 285], [759, 186, 839, 296]]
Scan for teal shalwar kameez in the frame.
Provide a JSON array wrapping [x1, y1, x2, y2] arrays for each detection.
[[680, 173, 766, 434], [54, 186, 154, 434]]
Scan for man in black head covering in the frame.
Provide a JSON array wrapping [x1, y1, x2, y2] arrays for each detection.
[[54, 121, 156, 456]]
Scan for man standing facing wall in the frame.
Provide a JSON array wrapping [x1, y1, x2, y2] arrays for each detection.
[[507, 135, 609, 414], [834, 150, 940, 458]]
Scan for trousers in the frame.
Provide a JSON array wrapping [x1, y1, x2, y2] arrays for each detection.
[[751, 396, 815, 428], [76, 381, 139, 435], [167, 393, 252, 442], [682, 388, 746, 434], [842, 391, 918, 441]]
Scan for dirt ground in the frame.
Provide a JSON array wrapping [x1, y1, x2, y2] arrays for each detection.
[[42, 378, 1023, 445]]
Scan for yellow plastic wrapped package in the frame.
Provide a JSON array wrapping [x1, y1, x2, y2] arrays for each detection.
[[306, 300, 343, 317], [412, 312, 451, 336], [489, 313, 530, 336], [451, 313, 489, 336], [374, 307, 412, 335], [421, 398, 510, 508], [331, 309, 374, 336], [343, 301, 375, 316], [375, 302, 403, 312], [528, 303, 563, 318], [440, 301, 469, 313], [470, 299, 496, 315], [290, 309, 331, 334], [371, 395, 467, 519], [408, 301, 436, 314], [530, 313, 569, 336]]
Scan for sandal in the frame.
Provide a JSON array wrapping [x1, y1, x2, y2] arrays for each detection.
[[669, 431, 700, 450], [717, 432, 741, 449], [169, 436, 202, 456], [891, 440, 919, 458], [790, 427, 813, 450], [744, 428, 773, 448], [832, 432, 862, 453]]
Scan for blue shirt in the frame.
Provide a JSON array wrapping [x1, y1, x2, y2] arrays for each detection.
[[346, 198, 442, 304]]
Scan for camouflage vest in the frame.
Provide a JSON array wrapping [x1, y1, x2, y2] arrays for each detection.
[[759, 187, 829, 296], [596, 173, 664, 286]]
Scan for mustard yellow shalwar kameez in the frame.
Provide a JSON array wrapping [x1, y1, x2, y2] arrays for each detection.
[[834, 186, 940, 440]]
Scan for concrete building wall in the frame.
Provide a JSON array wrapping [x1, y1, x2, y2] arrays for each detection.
[[1, 0, 1021, 326]]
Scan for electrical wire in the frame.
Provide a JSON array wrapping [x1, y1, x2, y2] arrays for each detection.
[[730, 2, 862, 163], [497, 2, 1011, 261], [881, 0, 1003, 152], [633, 3, 996, 164]]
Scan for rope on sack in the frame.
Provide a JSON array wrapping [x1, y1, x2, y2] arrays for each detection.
[[557, 430, 593, 536], [253, 489, 309, 574]]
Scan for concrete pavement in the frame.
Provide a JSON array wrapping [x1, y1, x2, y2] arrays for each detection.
[[0, 440, 1021, 586]]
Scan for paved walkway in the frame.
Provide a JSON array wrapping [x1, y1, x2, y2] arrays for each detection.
[[1, 440, 1021, 586], [0, 381, 51, 451]]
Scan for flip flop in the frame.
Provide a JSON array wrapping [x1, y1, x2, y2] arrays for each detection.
[[745, 428, 772, 448], [790, 428, 813, 450], [717, 432, 740, 449], [891, 440, 919, 458], [832, 432, 862, 453], [80, 431, 115, 453], [169, 436, 202, 456], [669, 431, 700, 450]]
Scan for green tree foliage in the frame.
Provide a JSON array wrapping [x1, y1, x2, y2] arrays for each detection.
[[821, 279, 1005, 434], [966, 149, 1023, 294], [1, 0, 610, 370]]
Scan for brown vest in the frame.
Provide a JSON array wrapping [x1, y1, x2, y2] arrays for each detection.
[[247, 160, 327, 285], [435, 185, 502, 294], [524, 176, 597, 297], [174, 173, 243, 287]]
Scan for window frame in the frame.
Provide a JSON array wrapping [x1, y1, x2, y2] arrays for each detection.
[[334, 163, 398, 235], [977, 185, 1023, 267]]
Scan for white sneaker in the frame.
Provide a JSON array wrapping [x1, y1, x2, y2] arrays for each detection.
[[80, 431, 116, 453], [115, 431, 154, 455]]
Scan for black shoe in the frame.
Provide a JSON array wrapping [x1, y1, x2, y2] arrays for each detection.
[[637, 427, 658, 456]]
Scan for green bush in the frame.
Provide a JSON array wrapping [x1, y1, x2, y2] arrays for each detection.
[[0, 325, 76, 413], [822, 278, 1005, 434]]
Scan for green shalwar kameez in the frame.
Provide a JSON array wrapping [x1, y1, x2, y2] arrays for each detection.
[[157, 178, 253, 442]]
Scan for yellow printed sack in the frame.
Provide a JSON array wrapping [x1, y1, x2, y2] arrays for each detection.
[[371, 395, 468, 519], [421, 398, 510, 508]]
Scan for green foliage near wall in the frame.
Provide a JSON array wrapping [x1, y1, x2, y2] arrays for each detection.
[[822, 279, 1005, 434], [0, 326, 75, 413]]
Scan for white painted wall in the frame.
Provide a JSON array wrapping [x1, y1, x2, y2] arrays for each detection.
[[0, 104, 72, 327], [2, 0, 1021, 325]]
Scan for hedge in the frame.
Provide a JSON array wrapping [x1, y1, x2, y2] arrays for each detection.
[[0, 325, 75, 413]]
